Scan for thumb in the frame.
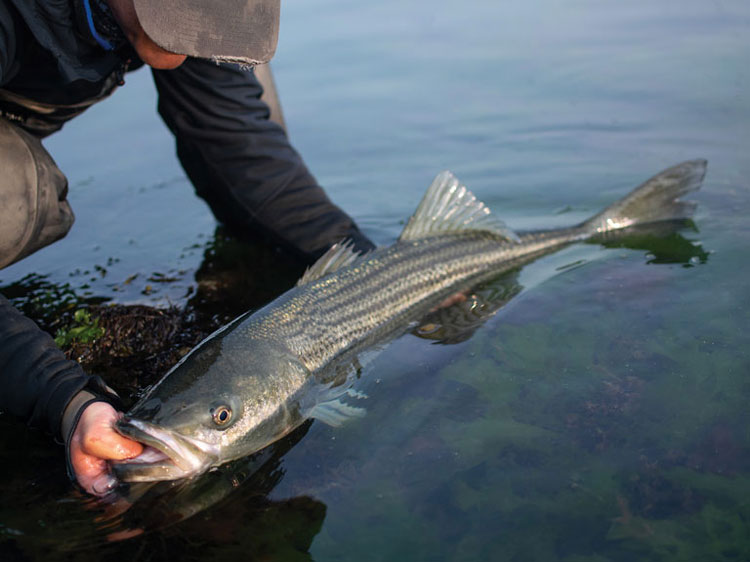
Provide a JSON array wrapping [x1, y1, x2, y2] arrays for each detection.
[[77, 402, 144, 460]]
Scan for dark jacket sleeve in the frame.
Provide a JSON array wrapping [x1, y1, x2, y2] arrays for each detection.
[[0, 1, 18, 86], [151, 58, 375, 262], [0, 293, 117, 440]]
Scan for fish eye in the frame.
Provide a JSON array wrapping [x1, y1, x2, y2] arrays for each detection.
[[211, 405, 232, 426]]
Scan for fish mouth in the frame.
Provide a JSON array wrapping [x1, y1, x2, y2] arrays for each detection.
[[112, 417, 218, 483]]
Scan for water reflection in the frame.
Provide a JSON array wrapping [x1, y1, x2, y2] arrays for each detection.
[[413, 272, 523, 344], [592, 220, 710, 266], [413, 221, 709, 346], [97, 421, 321, 543], [0, 421, 325, 560]]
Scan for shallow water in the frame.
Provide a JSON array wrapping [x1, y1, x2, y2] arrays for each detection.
[[2, 0, 749, 560]]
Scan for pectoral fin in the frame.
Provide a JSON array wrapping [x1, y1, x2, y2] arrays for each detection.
[[309, 399, 366, 427]]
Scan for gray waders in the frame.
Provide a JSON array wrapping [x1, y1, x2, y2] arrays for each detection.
[[0, 67, 120, 271], [0, 117, 73, 269]]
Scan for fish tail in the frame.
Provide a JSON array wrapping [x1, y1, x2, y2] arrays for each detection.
[[582, 159, 707, 235]]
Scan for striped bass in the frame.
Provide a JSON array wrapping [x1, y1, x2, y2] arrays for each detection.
[[113, 160, 707, 482]]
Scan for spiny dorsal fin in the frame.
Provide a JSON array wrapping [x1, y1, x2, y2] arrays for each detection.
[[297, 240, 365, 286], [399, 171, 520, 243]]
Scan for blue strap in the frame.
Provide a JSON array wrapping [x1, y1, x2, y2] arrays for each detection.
[[82, 0, 114, 51]]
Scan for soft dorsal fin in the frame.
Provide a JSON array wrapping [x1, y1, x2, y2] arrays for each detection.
[[297, 240, 365, 286], [399, 171, 520, 243]]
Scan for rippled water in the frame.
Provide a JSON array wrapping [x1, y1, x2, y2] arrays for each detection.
[[1, 0, 749, 560]]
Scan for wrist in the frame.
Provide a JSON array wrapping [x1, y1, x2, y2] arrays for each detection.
[[61, 390, 100, 444]]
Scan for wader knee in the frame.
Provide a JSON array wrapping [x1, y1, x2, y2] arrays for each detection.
[[0, 118, 74, 269]]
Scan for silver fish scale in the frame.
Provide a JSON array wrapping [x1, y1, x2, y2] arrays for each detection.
[[243, 226, 584, 374]]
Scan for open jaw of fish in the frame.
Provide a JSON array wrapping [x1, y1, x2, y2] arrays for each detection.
[[111, 160, 707, 484], [113, 417, 220, 482]]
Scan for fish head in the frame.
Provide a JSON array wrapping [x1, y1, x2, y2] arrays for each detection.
[[113, 333, 311, 483], [112, 391, 244, 482]]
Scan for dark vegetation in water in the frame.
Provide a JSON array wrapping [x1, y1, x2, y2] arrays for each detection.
[[2, 229, 305, 404]]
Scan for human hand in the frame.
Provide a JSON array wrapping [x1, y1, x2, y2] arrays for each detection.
[[68, 402, 144, 496]]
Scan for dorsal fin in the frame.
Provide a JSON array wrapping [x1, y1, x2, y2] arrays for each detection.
[[297, 240, 365, 286], [399, 171, 519, 243]]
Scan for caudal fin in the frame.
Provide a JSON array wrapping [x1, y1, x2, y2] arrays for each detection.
[[583, 160, 707, 235]]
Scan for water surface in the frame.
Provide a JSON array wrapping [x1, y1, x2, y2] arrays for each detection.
[[1, 0, 749, 560]]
